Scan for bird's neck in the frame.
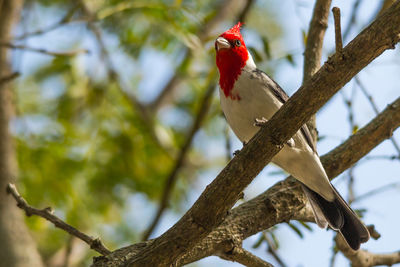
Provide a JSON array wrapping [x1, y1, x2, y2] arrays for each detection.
[[217, 52, 256, 98]]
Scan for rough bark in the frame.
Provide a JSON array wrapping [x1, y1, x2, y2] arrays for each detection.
[[0, 1, 44, 266], [303, 0, 331, 82], [92, 2, 400, 266]]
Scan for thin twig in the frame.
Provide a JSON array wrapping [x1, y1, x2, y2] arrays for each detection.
[[62, 236, 74, 267], [6, 183, 111, 255], [142, 76, 217, 240], [330, 249, 339, 267], [343, 0, 362, 41], [264, 232, 287, 267], [74, 0, 166, 153], [14, 6, 84, 40], [0, 72, 19, 85], [221, 247, 274, 267], [340, 85, 358, 204], [355, 76, 400, 158], [352, 182, 400, 203], [332, 7, 343, 54], [0, 42, 89, 56], [237, 0, 254, 23], [224, 121, 232, 162], [364, 155, 400, 161], [347, 167, 355, 204]]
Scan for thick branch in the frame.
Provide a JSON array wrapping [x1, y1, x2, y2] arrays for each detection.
[[177, 96, 400, 265], [92, 3, 400, 266], [7, 184, 111, 256]]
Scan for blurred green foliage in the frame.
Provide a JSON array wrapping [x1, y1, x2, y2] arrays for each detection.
[[13, 0, 283, 264]]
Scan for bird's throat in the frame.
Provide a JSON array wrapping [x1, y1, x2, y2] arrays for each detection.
[[216, 51, 248, 99]]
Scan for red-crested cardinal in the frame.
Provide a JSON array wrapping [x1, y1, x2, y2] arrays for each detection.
[[215, 22, 369, 250]]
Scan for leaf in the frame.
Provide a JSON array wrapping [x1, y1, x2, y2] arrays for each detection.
[[352, 125, 359, 134], [285, 53, 295, 66], [252, 232, 265, 249], [287, 222, 304, 238], [298, 221, 313, 231], [354, 208, 367, 217], [269, 231, 280, 249], [302, 29, 307, 46]]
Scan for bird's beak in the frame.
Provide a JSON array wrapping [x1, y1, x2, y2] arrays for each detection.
[[215, 37, 231, 51]]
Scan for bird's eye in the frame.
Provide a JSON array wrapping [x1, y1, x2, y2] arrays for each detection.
[[234, 39, 241, 47]]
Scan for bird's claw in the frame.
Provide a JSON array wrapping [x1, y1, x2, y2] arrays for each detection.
[[233, 142, 247, 156], [286, 138, 295, 147], [254, 117, 268, 127], [233, 149, 241, 156]]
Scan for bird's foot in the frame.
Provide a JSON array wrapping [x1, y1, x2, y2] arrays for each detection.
[[286, 138, 295, 147], [233, 142, 247, 156], [254, 117, 294, 147], [254, 117, 268, 127], [233, 149, 241, 156]]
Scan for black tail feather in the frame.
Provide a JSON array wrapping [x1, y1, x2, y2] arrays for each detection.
[[301, 184, 370, 250]]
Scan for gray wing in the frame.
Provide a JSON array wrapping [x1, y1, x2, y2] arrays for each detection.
[[252, 69, 317, 152]]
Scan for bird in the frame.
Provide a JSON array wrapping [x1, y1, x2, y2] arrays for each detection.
[[215, 22, 370, 250]]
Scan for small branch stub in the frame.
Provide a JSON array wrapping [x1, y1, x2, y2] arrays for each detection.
[[332, 7, 343, 54]]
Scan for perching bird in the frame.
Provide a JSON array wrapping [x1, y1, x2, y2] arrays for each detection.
[[215, 22, 370, 250]]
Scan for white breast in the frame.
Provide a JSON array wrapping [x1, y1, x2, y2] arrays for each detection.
[[219, 69, 282, 143]]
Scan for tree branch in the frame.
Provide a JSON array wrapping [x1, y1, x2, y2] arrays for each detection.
[[302, 0, 332, 142], [355, 76, 400, 157], [92, 3, 400, 266], [73, 0, 168, 153], [335, 233, 400, 267], [6, 184, 111, 256], [332, 7, 343, 54], [219, 247, 274, 267], [343, 0, 362, 41], [0, 71, 19, 85], [14, 5, 83, 40], [176, 96, 400, 266], [0, 42, 89, 56], [303, 0, 332, 82]]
